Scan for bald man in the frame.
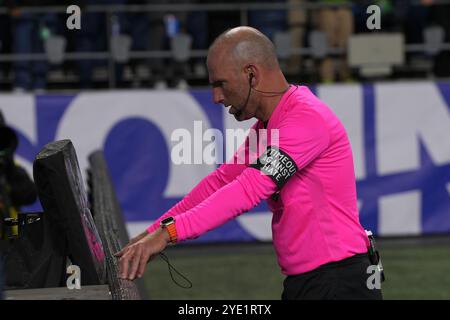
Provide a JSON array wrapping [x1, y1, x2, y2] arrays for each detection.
[[116, 27, 383, 300]]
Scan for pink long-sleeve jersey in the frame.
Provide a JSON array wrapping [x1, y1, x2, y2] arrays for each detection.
[[148, 85, 369, 275]]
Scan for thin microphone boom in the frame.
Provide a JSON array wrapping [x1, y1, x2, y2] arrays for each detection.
[[234, 74, 290, 117], [234, 75, 253, 118]]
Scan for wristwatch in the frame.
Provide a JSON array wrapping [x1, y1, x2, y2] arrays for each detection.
[[160, 217, 177, 244]]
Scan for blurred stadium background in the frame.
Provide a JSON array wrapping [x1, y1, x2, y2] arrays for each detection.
[[0, 0, 450, 299]]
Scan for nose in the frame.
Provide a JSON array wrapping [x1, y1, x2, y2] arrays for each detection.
[[213, 87, 224, 105]]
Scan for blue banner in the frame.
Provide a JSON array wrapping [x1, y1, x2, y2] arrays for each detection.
[[1, 81, 449, 242]]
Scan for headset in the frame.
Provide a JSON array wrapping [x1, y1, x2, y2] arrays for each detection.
[[233, 72, 253, 118], [233, 69, 289, 118]]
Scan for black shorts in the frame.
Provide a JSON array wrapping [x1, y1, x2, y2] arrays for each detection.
[[282, 253, 383, 300]]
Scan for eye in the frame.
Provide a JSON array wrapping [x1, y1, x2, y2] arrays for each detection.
[[212, 81, 225, 88]]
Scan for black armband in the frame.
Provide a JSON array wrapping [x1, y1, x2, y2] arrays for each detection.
[[250, 146, 298, 189]]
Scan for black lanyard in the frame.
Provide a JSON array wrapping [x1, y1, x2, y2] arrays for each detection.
[[159, 251, 193, 289]]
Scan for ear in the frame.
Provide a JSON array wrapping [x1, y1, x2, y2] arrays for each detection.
[[245, 65, 257, 86]]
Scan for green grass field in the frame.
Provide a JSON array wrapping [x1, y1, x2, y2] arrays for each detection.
[[142, 238, 450, 300]]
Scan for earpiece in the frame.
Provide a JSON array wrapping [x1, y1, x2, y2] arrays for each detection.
[[248, 72, 254, 86]]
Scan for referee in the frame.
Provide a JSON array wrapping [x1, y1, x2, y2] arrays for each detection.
[[116, 26, 383, 300]]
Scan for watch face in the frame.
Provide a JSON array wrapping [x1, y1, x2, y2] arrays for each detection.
[[161, 217, 174, 226]]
